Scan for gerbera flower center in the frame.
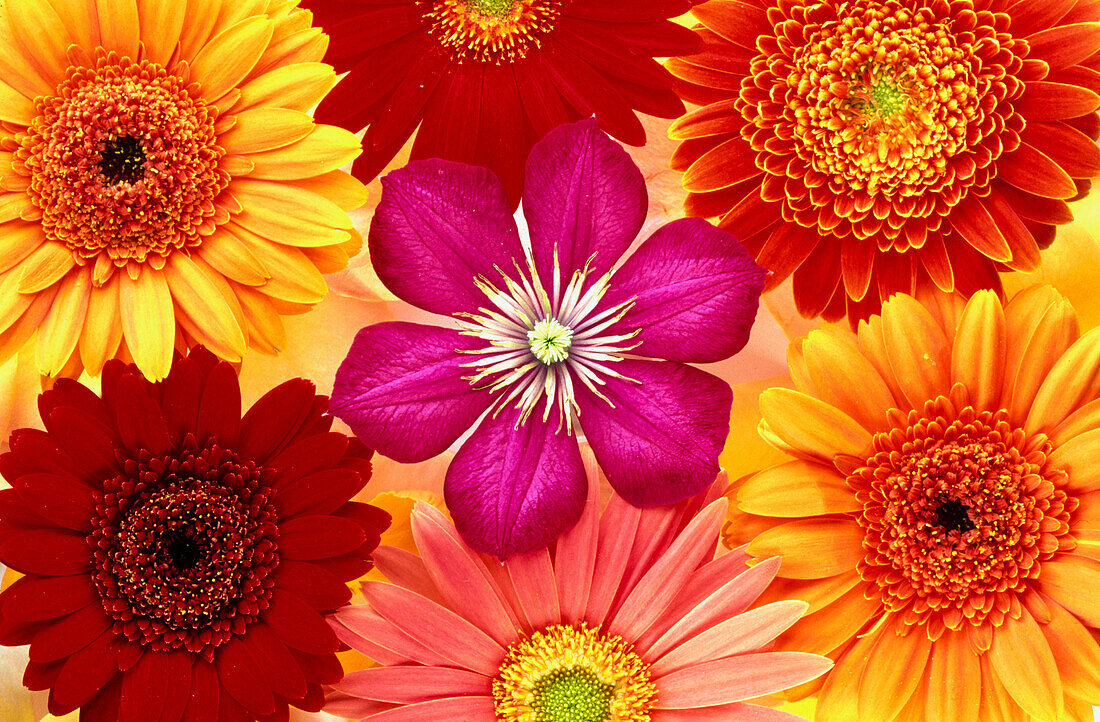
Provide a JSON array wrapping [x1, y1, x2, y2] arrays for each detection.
[[528, 317, 574, 364], [89, 435, 279, 659], [19, 52, 229, 265], [493, 624, 657, 722], [457, 255, 639, 431], [851, 400, 1076, 634], [424, 0, 562, 63]]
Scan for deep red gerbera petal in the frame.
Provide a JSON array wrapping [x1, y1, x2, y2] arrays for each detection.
[[0, 346, 386, 720], [299, 0, 696, 203]]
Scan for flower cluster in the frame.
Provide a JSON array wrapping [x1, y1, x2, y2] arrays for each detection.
[[0, 0, 1097, 721]]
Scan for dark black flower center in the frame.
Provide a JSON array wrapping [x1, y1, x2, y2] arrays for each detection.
[[934, 498, 975, 534], [98, 134, 147, 184], [162, 527, 201, 570]]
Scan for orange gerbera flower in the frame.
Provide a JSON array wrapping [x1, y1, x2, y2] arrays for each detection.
[[725, 287, 1100, 721], [0, 0, 365, 381], [669, 0, 1100, 324]]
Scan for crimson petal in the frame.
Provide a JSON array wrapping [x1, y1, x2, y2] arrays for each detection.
[[30, 603, 111, 663], [276, 469, 365, 519], [0, 573, 97, 622], [0, 528, 93, 575], [49, 629, 120, 712], [278, 515, 366, 560], [243, 622, 309, 701], [237, 379, 318, 463], [274, 560, 352, 610], [14, 472, 96, 531], [264, 591, 340, 654], [114, 372, 172, 458], [217, 638, 276, 716], [183, 662, 220, 722]]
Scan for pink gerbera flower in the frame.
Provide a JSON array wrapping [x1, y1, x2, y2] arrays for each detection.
[[325, 467, 833, 721]]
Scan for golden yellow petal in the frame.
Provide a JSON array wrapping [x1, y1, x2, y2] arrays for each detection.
[[802, 325, 895, 432], [35, 268, 89, 376], [177, 0, 221, 60], [816, 624, 884, 721], [191, 16, 274, 103], [950, 290, 1006, 413], [1077, 491, 1100, 530], [0, 269, 33, 334], [757, 571, 862, 615], [746, 517, 865, 580], [78, 273, 122, 377], [233, 283, 286, 354], [0, 281, 54, 366], [738, 460, 859, 517], [229, 224, 327, 304], [5, 0, 73, 88], [0, 26, 53, 99], [219, 108, 314, 154], [880, 293, 952, 410], [759, 388, 872, 461], [0, 79, 33, 125], [925, 630, 982, 722], [1005, 290, 1079, 426], [50, 0, 99, 52], [1026, 327, 1100, 435], [1038, 556, 1100, 627], [856, 313, 908, 408], [233, 177, 352, 231], [245, 125, 362, 181], [1048, 397, 1100, 447], [134, 0, 183, 64], [978, 656, 1030, 722], [301, 244, 349, 275], [236, 62, 337, 113], [118, 267, 174, 381], [857, 616, 932, 722], [96, 0, 139, 59], [163, 253, 246, 361], [987, 610, 1064, 722], [254, 27, 326, 74], [0, 221, 45, 274], [196, 228, 270, 286], [232, 202, 351, 248], [0, 194, 32, 224], [291, 171, 368, 213], [16, 242, 75, 293], [786, 336, 813, 395]]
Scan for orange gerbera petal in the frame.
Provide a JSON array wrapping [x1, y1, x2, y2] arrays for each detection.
[[0, 0, 366, 380], [733, 286, 1100, 722], [671, 0, 1100, 325]]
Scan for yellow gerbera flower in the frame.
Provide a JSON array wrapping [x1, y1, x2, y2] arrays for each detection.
[[0, 0, 364, 380], [726, 286, 1100, 722]]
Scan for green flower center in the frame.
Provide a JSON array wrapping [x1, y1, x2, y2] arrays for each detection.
[[869, 78, 906, 119], [528, 317, 573, 364], [532, 668, 614, 722]]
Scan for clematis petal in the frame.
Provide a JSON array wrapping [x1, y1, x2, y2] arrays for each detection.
[[575, 359, 730, 507], [523, 117, 647, 284], [444, 404, 588, 559], [368, 160, 524, 315], [330, 322, 492, 463], [601, 217, 767, 363]]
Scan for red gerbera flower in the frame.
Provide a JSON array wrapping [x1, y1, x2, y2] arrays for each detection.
[[669, 0, 1100, 324], [299, 0, 703, 205], [0, 347, 389, 721]]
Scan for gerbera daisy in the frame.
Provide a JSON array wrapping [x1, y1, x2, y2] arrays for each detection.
[[726, 287, 1100, 721], [330, 118, 767, 558], [669, 0, 1100, 323], [0, 0, 366, 381], [298, 0, 702, 206], [325, 469, 833, 720], [0, 346, 389, 721]]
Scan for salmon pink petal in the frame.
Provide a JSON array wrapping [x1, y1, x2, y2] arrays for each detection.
[[602, 217, 767, 363], [651, 704, 809, 721], [523, 117, 647, 284], [330, 607, 450, 668], [359, 696, 497, 720], [505, 547, 561, 631], [576, 359, 731, 507], [334, 667, 492, 704], [370, 546, 446, 605], [554, 467, 601, 623], [653, 652, 833, 708], [583, 492, 642, 627], [444, 406, 587, 559], [368, 159, 524, 315], [410, 504, 520, 645], [330, 322, 492, 464]]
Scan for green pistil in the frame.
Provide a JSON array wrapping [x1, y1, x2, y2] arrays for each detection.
[[528, 317, 573, 364], [532, 668, 614, 722], [467, 0, 515, 17], [869, 78, 905, 118]]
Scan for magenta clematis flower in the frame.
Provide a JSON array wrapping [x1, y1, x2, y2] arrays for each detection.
[[331, 118, 766, 557]]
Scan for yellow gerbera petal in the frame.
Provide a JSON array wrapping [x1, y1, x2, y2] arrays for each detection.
[[925, 630, 982, 722], [0, 79, 34, 125], [35, 268, 90, 376], [1026, 327, 1100, 435], [950, 290, 1006, 413], [747, 518, 865, 580], [163, 253, 246, 361], [802, 325, 895, 431], [230, 225, 327, 304], [17, 242, 75, 293], [5, 0, 73, 87], [738, 461, 858, 517], [1038, 557, 1100, 627], [760, 388, 871, 461], [78, 274, 122, 377], [191, 16, 274, 103], [857, 616, 932, 722], [0, 222, 45, 274], [196, 228, 270, 286], [246, 125, 363, 180], [880, 292, 951, 410], [119, 267, 174, 381], [96, 0, 140, 59], [219, 108, 314, 154], [134, 0, 184, 64], [988, 610, 1064, 722]]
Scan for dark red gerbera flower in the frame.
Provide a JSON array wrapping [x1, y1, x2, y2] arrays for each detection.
[[300, 0, 703, 205], [669, 0, 1100, 324], [0, 347, 389, 722]]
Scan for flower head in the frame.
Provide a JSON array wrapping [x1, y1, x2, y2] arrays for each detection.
[[330, 118, 767, 557], [325, 471, 833, 720], [726, 287, 1100, 721], [0, 0, 367, 381], [0, 347, 389, 720], [298, 0, 702, 205], [669, 0, 1100, 323]]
